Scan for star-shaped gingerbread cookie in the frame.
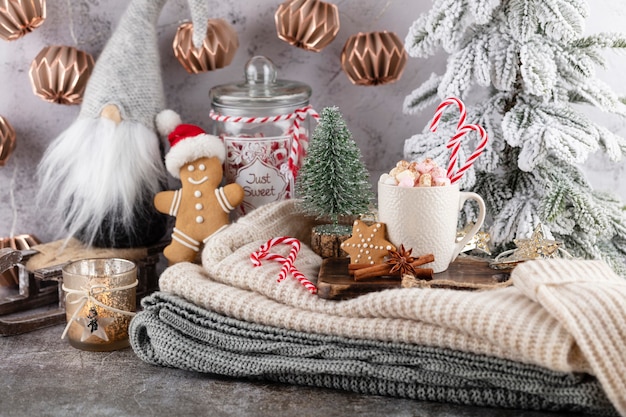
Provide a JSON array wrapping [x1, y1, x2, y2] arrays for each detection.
[[341, 220, 396, 265]]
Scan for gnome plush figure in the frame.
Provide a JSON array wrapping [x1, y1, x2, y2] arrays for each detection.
[[154, 111, 244, 265], [36, 0, 213, 248]]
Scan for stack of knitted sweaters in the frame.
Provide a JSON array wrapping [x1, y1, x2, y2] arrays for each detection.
[[129, 200, 626, 416]]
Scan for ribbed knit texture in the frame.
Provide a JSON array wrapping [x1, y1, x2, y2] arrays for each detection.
[[157, 200, 626, 415], [130, 292, 616, 416], [512, 259, 626, 416]]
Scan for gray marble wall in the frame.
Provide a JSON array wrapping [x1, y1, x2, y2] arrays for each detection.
[[1, 0, 626, 244]]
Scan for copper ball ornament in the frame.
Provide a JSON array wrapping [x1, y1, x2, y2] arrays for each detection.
[[28, 45, 95, 105], [341, 31, 408, 86], [0, 0, 46, 41], [0, 115, 16, 166], [173, 18, 239, 74], [275, 0, 339, 52]]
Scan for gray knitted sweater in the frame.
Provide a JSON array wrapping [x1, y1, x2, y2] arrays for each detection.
[[130, 292, 616, 416]]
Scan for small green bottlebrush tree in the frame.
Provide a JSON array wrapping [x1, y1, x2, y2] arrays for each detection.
[[296, 106, 373, 229], [403, 0, 626, 273]]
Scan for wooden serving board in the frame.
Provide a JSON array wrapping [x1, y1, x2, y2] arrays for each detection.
[[317, 256, 510, 300]]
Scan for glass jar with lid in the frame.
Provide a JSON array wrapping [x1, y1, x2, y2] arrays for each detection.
[[209, 55, 318, 216]]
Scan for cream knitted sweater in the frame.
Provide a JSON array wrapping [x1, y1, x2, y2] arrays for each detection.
[[159, 200, 626, 415]]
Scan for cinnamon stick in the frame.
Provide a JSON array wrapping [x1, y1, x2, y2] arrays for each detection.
[[410, 268, 434, 281], [352, 263, 391, 279], [347, 263, 372, 272], [352, 253, 435, 281], [349, 253, 434, 273], [410, 253, 435, 267]]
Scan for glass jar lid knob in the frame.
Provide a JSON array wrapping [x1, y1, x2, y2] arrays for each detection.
[[245, 56, 277, 85]]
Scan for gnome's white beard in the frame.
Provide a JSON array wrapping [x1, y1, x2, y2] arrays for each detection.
[[37, 117, 167, 246]]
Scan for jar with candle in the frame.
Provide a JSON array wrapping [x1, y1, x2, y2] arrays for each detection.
[[61, 258, 137, 351], [209, 55, 318, 216]]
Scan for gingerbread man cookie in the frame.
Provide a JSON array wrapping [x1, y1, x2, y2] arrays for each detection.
[[340, 219, 396, 265], [154, 112, 244, 265]]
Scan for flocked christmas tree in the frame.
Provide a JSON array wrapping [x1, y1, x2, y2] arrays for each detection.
[[403, 0, 626, 273], [296, 106, 373, 229]]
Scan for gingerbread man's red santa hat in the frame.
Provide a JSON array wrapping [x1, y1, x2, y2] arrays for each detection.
[[156, 109, 225, 178]]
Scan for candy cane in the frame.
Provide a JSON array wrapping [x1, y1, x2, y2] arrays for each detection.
[[447, 124, 488, 184], [254, 253, 317, 293], [429, 97, 467, 133], [287, 106, 319, 177], [250, 237, 317, 294], [446, 128, 464, 179], [288, 266, 317, 294], [429, 97, 467, 179], [277, 239, 300, 282], [445, 124, 477, 179], [250, 236, 296, 267], [429, 97, 488, 184]]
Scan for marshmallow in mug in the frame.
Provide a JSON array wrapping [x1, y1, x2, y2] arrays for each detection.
[[380, 159, 450, 187]]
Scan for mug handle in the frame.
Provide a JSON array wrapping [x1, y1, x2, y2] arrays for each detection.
[[450, 192, 486, 264]]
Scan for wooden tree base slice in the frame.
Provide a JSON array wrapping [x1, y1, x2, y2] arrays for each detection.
[[310, 224, 352, 258]]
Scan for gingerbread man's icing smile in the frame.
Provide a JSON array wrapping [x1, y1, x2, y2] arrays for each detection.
[[188, 176, 208, 185]]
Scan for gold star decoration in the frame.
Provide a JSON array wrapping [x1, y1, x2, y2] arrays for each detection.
[[340, 219, 396, 265], [457, 223, 491, 255], [490, 223, 566, 270], [514, 224, 561, 259]]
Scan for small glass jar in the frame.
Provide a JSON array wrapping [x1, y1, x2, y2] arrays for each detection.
[[62, 258, 137, 351], [210, 55, 316, 216]]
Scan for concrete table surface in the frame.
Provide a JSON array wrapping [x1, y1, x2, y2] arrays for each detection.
[[1, 324, 594, 417]]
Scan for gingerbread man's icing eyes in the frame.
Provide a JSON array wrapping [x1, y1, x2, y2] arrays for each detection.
[[186, 163, 207, 172]]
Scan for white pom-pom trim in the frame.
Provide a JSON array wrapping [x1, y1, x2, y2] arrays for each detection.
[[165, 134, 225, 178], [156, 109, 182, 137]]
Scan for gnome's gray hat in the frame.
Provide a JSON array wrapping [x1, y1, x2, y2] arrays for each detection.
[[79, 0, 212, 129]]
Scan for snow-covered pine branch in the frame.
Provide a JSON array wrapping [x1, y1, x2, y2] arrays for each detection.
[[402, 0, 626, 272]]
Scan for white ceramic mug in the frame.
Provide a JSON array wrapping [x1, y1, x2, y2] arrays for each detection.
[[378, 182, 486, 273]]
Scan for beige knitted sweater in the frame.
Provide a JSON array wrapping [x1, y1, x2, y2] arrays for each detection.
[[159, 200, 626, 416]]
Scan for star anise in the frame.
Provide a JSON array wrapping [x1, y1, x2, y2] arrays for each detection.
[[387, 244, 417, 277]]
